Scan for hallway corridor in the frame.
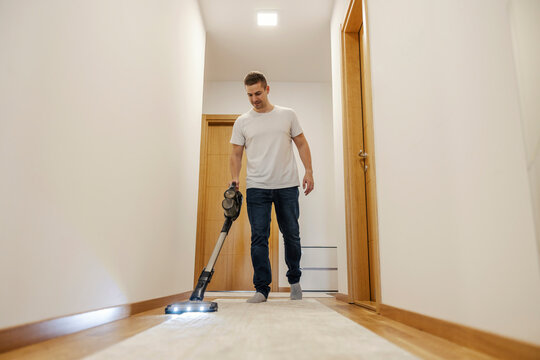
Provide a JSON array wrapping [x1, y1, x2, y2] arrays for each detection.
[[0, 295, 497, 360]]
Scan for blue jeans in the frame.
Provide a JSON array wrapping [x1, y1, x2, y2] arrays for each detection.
[[246, 187, 302, 298]]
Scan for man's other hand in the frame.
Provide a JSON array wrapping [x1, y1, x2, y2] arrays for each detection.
[[302, 172, 314, 195]]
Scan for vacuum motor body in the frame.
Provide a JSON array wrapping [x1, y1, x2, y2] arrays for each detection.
[[222, 186, 243, 221]]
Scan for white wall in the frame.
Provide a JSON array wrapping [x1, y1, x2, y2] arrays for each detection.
[[330, 0, 350, 295], [0, 0, 206, 329], [330, 0, 540, 345], [203, 81, 336, 288], [509, 0, 540, 262]]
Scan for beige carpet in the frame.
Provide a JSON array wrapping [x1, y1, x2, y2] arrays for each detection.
[[84, 299, 418, 360], [205, 291, 334, 298]]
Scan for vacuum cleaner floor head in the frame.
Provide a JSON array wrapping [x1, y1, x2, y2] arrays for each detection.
[[165, 301, 218, 314]]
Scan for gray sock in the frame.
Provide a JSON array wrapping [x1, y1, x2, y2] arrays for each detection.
[[290, 282, 302, 300], [246, 292, 267, 303]]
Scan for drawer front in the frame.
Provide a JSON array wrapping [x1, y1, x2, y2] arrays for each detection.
[[300, 269, 338, 291], [300, 247, 337, 268], [299, 246, 338, 291]]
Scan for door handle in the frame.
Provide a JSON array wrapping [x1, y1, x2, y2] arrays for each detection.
[[358, 150, 368, 173]]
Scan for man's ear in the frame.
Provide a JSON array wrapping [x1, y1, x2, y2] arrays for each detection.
[[266, 85, 270, 94]]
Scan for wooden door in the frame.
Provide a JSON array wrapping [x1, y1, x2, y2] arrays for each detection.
[[194, 115, 279, 291], [341, 0, 381, 310]]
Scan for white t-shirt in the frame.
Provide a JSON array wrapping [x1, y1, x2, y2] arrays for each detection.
[[230, 105, 303, 189]]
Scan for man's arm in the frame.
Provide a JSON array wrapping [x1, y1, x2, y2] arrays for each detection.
[[292, 133, 314, 195], [229, 144, 244, 190]]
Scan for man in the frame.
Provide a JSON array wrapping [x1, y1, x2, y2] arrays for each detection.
[[229, 71, 314, 303]]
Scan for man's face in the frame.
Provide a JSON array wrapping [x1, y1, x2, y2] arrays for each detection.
[[246, 82, 269, 110]]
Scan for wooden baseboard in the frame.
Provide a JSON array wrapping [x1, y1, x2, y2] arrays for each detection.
[[332, 293, 376, 311], [278, 287, 290, 292], [353, 300, 376, 312], [0, 291, 191, 354], [333, 292, 352, 303], [379, 304, 540, 360]]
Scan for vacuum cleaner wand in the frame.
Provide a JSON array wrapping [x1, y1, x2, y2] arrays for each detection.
[[165, 182, 243, 314]]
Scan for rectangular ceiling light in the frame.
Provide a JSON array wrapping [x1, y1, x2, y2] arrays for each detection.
[[257, 12, 278, 26]]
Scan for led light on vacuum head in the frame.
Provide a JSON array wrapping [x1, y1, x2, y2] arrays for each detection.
[[165, 301, 218, 314]]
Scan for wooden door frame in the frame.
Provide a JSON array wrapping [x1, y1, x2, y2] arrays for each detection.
[[341, 0, 382, 312], [194, 114, 279, 292]]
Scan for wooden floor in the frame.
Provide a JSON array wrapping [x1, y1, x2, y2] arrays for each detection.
[[0, 296, 496, 360]]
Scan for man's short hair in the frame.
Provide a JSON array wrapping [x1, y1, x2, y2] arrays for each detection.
[[244, 71, 267, 89]]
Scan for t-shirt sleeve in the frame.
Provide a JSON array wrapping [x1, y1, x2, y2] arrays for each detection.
[[230, 118, 245, 145], [290, 110, 303, 138]]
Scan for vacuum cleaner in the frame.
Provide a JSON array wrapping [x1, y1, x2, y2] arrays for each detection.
[[165, 182, 243, 314]]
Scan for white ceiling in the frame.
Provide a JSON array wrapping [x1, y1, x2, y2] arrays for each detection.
[[198, 0, 334, 83]]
